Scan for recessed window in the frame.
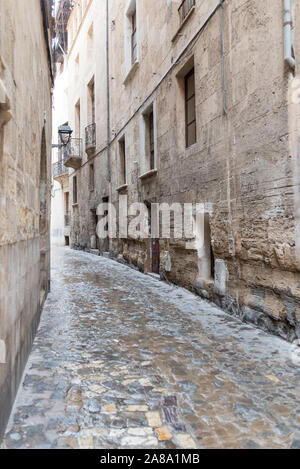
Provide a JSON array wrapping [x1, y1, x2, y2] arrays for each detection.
[[149, 111, 155, 170], [124, 0, 138, 78], [73, 176, 78, 204], [178, 0, 195, 24], [185, 68, 196, 147], [64, 192, 70, 226], [87, 77, 95, 124], [142, 104, 156, 172], [87, 23, 94, 56], [131, 9, 137, 65], [89, 163, 94, 191], [75, 100, 80, 139], [118, 136, 126, 186]]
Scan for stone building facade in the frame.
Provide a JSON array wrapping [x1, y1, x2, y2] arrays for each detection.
[[0, 0, 53, 439], [56, 0, 300, 342]]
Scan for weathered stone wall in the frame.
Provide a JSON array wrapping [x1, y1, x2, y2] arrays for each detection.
[[0, 0, 52, 439], [66, 0, 300, 342]]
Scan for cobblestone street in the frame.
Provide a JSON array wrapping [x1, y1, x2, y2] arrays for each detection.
[[2, 246, 300, 449]]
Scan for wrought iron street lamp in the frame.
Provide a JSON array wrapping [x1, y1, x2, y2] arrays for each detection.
[[52, 125, 73, 149]]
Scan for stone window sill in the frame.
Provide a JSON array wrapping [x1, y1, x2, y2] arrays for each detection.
[[139, 169, 158, 182], [72, 203, 78, 208], [116, 183, 128, 193], [123, 60, 139, 85], [172, 6, 195, 43]]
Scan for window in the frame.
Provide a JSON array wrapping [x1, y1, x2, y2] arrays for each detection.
[[87, 23, 94, 56], [75, 100, 80, 138], [89, 163, 94, 191], [149, 111, 155, 170], [87, 77, 95, 124], [73, 176, 78, 204], [185, 68, 196, 147], [118, 136, 126, 186], [178, 0, 195, 24], [124, 0, 138, 78], [86, 78, 96, 154], [142, 104, 156, 172], [64, 192, 70, 226], [65, 191, 69, 213], [131, 10, 137, 65]]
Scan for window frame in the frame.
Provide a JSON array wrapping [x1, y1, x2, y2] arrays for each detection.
[[89, 163, 94, 192], [88, 77, 95, 124], [73, 175, 78, 204], [75, 99, 81, 139], [184, 67, 196, 148], [178, 0, 195, 24], [141, 101, 157, 174], [118, 136, 127, 186], [149, 110, 155, 170], [131, 10, 137, 65]]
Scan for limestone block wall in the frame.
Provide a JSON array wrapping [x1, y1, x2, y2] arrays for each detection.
[[107, 0, 300, 342], [66, 1, 300, 342], [0, 0, 52, 439]]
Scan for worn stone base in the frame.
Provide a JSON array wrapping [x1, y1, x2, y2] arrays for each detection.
[[0, 239, 49, 440], [0, 309, 42, 441], [213, 293, 299, 344]]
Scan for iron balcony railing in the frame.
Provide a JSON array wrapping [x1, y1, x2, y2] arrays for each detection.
[[62, 138, 83, 169], [178, 0, 195, 23], [85, 123, 96, 153], [52, 160, 68, 179]]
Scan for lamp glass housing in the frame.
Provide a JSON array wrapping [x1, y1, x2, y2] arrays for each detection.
[[58, 125, 73, 145]]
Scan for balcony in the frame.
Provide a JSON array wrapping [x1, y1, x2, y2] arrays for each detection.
[[52, 160, 68, 180], [63, 138, 82, 170], [178, 0, 195, 24], [85, 123, 96, 157]]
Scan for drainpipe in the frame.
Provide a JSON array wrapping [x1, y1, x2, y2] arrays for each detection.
[[106, 0, 111, 182], [220, 0, 227, 114], [284, 0, 295, 70]]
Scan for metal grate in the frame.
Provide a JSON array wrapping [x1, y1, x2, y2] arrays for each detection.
[[52, 160, 68, 178], [62, 138, 82, 163], [178, 0, 195, 24]]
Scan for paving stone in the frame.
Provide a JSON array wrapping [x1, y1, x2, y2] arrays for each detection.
[[88, 385, 106, 393], [121, 436, 158, 447], [80, 428, 107, 437], [128, 427, 153, 436], [103, 404, 117, 413], [155, 427, 173, 440], [78, 437, 94, 449], [176, 434, 198, 449], [126, 405, 148, 412], [109, 429, 126, 437], [146, 411, 162, 427]]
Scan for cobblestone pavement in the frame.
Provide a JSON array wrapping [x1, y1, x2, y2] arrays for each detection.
[[2, 246, 300, 449]]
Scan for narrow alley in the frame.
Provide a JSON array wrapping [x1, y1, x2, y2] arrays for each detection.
[[2, 246, 300, 449]]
